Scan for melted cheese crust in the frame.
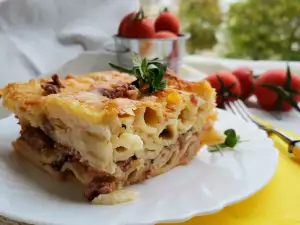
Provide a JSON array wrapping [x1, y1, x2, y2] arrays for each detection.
[[1, 70, 224, 173]]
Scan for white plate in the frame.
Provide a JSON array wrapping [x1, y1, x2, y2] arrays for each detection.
[[0, 109, 278, 225]]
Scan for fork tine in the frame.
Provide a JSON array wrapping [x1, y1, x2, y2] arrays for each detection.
[[235, 100, 270, 130], [229, 101, 252, 123], [224, 102, 233, 113], [228, 101, 241, 117], [225, 101, 244, 120], [231, 100, 293, 145], [231, 101, 293, 143], [235, 100, 255, 123]]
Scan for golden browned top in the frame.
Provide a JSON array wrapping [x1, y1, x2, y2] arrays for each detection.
[[1, 70, 222, 173], [0, 70, 215, 126]]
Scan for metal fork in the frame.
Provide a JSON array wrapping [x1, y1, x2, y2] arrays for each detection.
[[225, 100, 300, 153]]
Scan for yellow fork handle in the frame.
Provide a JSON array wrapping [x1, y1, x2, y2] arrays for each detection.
[[291, 142, 300, 160]]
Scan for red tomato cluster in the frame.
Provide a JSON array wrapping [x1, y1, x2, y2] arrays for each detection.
[[205, 68, 253, 107], [205, 66, 300, 112], [117, 8, 180, 39]]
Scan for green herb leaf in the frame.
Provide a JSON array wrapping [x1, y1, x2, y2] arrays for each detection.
[[207, 145, 223, 155], [132, 52, 143, 67], [150, 57, 159, 61], [224, 129, 239, 147], [109, 63, 133, 74], [208, 129, 243, 154], [148, 63, 159, 73], [109, 52, 167, 94]]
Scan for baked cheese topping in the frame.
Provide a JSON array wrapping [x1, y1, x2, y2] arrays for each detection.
[[1, 70, 224, 174]]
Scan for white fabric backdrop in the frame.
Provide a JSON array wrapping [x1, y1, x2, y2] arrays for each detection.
[[0, 0, 139, 86]]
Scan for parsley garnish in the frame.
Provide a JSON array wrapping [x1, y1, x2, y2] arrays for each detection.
[[109, 52, 167, 94], [208, 129, 243, 154]]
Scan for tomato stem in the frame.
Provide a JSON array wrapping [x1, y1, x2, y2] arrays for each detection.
[[133, 8, 145, 21], [216, 75, 239, 108]]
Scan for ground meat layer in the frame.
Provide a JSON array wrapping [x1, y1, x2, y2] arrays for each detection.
[[13, 125, 202, 201]]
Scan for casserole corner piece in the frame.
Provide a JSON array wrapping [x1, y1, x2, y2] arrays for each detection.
[[0, 69, 225, 204]]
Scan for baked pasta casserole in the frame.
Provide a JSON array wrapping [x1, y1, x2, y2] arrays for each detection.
[[0, 68, 224, 204]]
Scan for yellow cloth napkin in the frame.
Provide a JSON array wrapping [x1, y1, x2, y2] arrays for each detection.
[[159, 131, 300, 225]]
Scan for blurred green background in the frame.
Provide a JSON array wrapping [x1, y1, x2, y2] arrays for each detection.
[[178, 0, 300, 60]]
